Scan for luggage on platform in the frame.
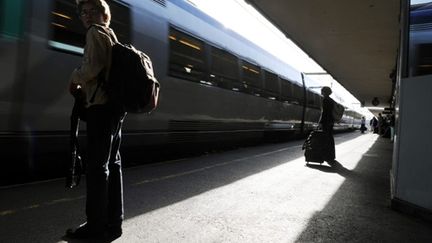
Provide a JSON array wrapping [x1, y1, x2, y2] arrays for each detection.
[[302, 130, 331, 164]]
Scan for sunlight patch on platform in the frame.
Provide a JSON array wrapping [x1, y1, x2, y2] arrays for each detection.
[[123, 135, 380, 241]]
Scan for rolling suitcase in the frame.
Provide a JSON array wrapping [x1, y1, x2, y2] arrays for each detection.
[[302, 130, 329, 164]]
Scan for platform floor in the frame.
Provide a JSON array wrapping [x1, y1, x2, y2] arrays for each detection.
[[1, 132, 431, 242]]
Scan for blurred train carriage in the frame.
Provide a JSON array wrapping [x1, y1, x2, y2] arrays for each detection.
[[0, 0, 362, 185], [409, 2, 432, 76]]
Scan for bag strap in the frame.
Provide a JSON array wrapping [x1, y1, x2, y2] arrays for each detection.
[[89, 71, 105, 103]]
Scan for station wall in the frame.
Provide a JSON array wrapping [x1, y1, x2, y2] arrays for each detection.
[[393, 75, 432, 213]]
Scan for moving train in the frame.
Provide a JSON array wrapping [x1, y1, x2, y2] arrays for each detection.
[[0, 0, 362, 184], [409, 2, 432, 76]]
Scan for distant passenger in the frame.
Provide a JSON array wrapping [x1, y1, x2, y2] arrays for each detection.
[[390, 114, 395, 142], [370, 117, 378, 133], [319, 86, 336, 162], [360, 116, 366, 133], [66, 0, 124, 240], [378, 113, 384, 135]]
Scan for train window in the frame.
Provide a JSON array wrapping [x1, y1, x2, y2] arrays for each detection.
[[263, 70, 279, 100], [311, 93, 321, 108], [108, 2, 131, 43], [306, 91, 315, 106], [242, 61, 262, 88], [210, 46, 239, 89], [0, 0, 25, 39], [49, 0, 131, 55], [408, 2, 432, 76], [292, 83, 304, 104], [316, 94, 323, 108], [242, 60, 262, 96], [410, 44, 432, 76], [280, 78, 294, 102], [169, 27, 206, 83]]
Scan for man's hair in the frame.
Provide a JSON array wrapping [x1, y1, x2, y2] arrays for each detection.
[[321, 86, 332, 96], [76, 0, 111, 26]]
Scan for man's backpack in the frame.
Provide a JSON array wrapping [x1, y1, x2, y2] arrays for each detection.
[[93, 24, 159, 114], [106, 42, 160, 114], [332, 102, 345, 123]]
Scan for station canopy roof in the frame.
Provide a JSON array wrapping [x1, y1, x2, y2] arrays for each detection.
[[246, 0, 401, 108]]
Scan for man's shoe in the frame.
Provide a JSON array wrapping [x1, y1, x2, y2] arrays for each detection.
[[66, 222, 104, 239]]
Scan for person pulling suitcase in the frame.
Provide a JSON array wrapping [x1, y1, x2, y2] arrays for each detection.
[[303, 86, 336, 164], [318, 86, 336, 162]]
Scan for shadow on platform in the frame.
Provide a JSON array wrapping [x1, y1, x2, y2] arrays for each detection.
[[295, 137, 432, 242], [306, 160, 353, 178], [120, 132, 362, 228]]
